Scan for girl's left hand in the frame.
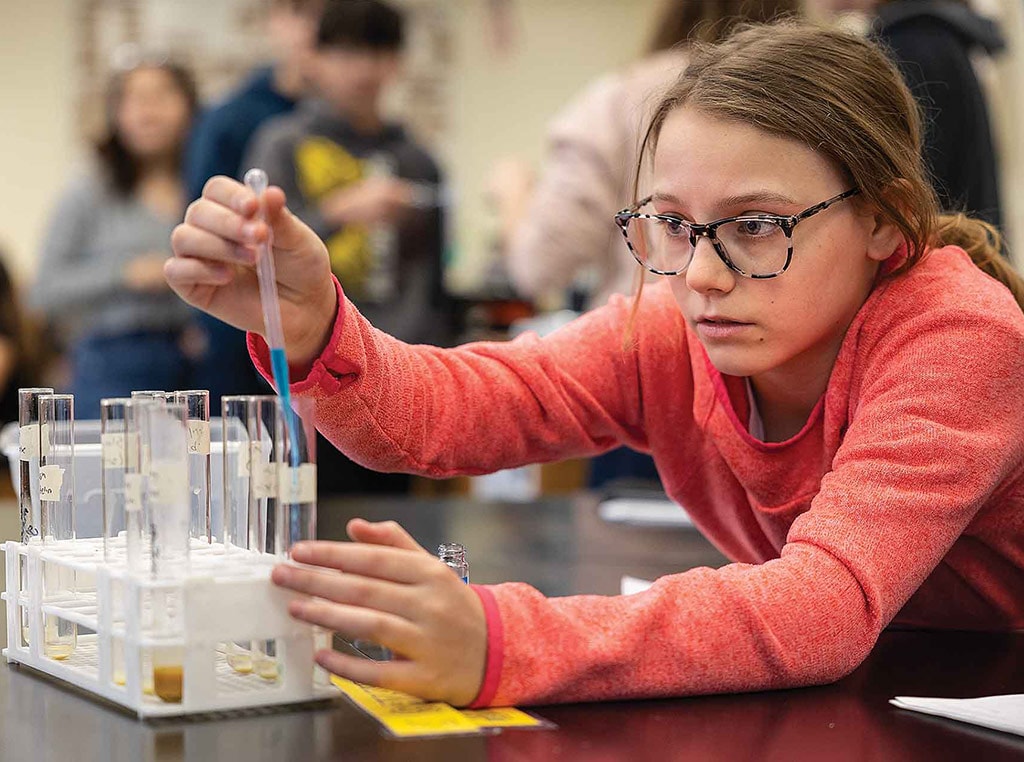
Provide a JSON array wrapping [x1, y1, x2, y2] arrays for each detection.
[[270, 519, 488, 707]]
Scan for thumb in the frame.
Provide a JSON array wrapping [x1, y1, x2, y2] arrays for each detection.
[[347, 518, 428, 554], [261, 186, 314, 253]]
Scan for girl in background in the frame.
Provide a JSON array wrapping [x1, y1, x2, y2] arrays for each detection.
[[168, 21, 1024, 707], [499, 0, 800, 309], [31, 54, 198, 417]]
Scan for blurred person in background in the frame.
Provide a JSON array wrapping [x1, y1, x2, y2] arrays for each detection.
[[245, 0, 450, 494], [495, 0, 800, 490], [0, 248, 40, 426], [185, 0, 325, 408], [498, 0, 802, 312], [0, 247, 42, 493], [813, 0, 1005, 229], [30, 55, 198, 418]]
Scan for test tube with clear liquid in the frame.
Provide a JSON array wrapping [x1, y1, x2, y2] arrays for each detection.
[[220, 395, 260, 674], [17, 387, 54, 646], [142, 401, 191, 703], [274, 398, 325, 682], [221, 395, 284, 676], [38, 393, 77, 660], [174, 390, 212, 543], [251, 396, 286, 681], [101, 397, 137, 684]]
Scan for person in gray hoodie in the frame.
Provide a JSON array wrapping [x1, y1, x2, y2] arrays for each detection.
[[245, 0, 450, 349], [244, 0, 451, 494]]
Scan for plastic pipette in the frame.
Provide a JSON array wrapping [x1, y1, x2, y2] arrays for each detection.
[[243, 168, 301, 468]]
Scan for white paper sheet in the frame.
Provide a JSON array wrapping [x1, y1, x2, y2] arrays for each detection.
[[890, 694, 1024, 737], [598, 497, 693, 527]]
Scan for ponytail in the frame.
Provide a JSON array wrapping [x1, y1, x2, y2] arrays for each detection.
[[935, 214, 1024, 311]]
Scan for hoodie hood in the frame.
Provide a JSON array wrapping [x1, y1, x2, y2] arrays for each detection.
[[874, 0, 1006, 55]]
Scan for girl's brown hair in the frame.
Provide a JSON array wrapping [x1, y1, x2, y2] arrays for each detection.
[[633, 20, 1023, 313]]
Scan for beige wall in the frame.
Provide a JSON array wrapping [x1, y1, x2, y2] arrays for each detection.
[[444, 0, 663, 288], [0, 0, 80, 283]]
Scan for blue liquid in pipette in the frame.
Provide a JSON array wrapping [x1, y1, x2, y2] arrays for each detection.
[[270, 347, 301, 469]]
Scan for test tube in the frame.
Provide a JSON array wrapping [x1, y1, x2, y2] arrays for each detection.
[[275, 397, 317, 558], [17, 387, 54, 646], [101, 397, 134, 684], [438, 543, 469, 584], [250, 395, 285, 681], [274, 397, 324, 682], [173, 390, 212, 543], [130, 390, 168, 400], [221, 395, 252, 554], [141, 400, 190, 703], [100, 398, 132, 562], [38, 393, 77, 660], [122, 400, 148, 573], [220, 395, 257, 673]]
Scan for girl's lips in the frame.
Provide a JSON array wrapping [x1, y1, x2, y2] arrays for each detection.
[[695, 318, 754, 339]]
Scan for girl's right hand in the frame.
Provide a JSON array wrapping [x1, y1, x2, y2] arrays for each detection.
[[166, 176, 338, 366]]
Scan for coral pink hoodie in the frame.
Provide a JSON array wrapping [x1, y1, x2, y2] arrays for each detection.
[[250, 245, 1024, 707]]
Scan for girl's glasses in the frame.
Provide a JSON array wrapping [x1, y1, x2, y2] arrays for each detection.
[[614, 188, 860, 279]]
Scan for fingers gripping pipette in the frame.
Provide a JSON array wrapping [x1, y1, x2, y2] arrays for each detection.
[[244, 169, 301, 470]]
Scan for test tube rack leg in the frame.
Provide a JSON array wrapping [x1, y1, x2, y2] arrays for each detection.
[[2, 538, 337, 718]]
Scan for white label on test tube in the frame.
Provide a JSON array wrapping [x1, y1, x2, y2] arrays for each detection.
[[236, 441, 251, 478], [187, 420, 211, 455], [278, 463, 316, 503], [19, 424, 36, 460], [252, 460, 278, 499], [19, 424, 50, 460], [127, 432, 140, 470], [101, 432, 126, 469], [148, 461, 188, 506], [39, 465, 64, 501], [124, 473, 144, 513]]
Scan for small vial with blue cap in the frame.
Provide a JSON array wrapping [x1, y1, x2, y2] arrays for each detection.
[[438, 543, 469, 584]]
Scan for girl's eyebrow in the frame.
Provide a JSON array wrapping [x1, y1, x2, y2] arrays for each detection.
[[651, 189, 799, 208]]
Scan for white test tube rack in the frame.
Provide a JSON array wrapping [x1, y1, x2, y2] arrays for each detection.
[[2, 535, 336, 718]]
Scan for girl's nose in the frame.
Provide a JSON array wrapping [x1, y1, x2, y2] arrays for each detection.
[[684, 236, 735, 295]]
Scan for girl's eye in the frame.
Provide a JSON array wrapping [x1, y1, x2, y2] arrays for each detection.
[[662, 218, 689, 238], [735, 219, 779, 237]]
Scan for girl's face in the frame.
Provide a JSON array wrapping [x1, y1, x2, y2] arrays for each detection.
[[116, 67, 192, 160], [655, 106, 897, 387]]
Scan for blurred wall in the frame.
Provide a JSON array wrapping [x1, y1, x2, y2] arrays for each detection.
[[445, 0, 663, 290], [0, 0, 79, 282]]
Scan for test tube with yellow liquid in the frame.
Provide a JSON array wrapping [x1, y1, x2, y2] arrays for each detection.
[[142, 400, 191, 703]]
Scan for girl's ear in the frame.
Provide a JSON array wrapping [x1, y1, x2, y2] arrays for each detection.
[[862, 180, 910, 262], [865, 214, 904, 263]]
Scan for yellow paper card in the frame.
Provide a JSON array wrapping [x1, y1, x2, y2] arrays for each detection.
[[460, 707, 547, 728], [331, 676, 482, 738]]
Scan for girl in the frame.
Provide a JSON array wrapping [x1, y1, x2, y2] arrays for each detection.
[[167, 21, 1024, 708], [31, 54, 198, 418]]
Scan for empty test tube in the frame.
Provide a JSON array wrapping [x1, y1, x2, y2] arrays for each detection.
[[17, 387, 54, 646], [174, 390, 212, 543], [38, 393, 77, 661], [100, 398, 133, 562]]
